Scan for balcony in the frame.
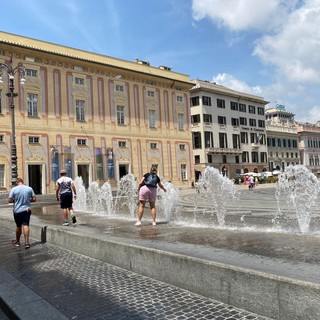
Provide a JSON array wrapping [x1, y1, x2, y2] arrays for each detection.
[[205, 147, 242, 154], [251, 143, 260, 150]]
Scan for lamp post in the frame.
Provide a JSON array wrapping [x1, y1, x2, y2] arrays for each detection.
[[0, 57, 26, 186]]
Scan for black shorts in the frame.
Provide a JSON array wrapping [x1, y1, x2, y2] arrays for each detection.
[[60, 192, 73, 209], [14, 210, 31, 227]]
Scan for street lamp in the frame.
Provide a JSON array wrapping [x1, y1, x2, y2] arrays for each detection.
[[0, 57, 26, 186]]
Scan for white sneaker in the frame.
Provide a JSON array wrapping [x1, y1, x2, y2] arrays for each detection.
[[62, 221, 69, 226], [152, 221, 157, 226], [135, 221, 142, 226]]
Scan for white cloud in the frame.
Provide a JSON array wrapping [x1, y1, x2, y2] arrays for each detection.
[[212, 73, 262, 96], [192, 0, 299, 31]]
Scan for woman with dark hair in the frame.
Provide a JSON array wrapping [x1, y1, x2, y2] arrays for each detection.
[[135, 165, 166, 226]]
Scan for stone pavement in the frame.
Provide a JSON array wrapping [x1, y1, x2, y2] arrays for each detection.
[[0, 183, 319, 319], [0, 227, 269, 320]]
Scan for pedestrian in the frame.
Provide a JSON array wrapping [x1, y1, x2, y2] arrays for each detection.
[[135, 165, 166, 226], [248, 175, 255, 190], [8, 178, 36, 249], [56, 169, 77, 226]]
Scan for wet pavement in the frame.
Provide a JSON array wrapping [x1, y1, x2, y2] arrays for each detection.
[[1, 183, 320, 319]]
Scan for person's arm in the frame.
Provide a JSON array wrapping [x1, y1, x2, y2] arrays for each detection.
[[138, 177, 145, 190], [158, 181, 167, 192], [8, 197, 14, 203], [30, 195, 36, 203], [71, 182, 77, 198], [56, 184, 60, 201]]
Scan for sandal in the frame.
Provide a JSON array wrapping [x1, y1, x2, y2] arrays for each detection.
[[12, 240, 20, 247], [25, 244, 30, 249]]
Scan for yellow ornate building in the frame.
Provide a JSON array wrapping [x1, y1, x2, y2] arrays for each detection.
[[0, 32, 193, 193]]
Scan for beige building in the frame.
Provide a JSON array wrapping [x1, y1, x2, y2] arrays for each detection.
[[190, 80, 269, 179], [0, 32, 194, 193], [296, 121, 320, 174], [265, 106, 300, 171]]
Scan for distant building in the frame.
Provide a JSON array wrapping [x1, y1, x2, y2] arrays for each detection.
[[189, 79, 269, 180], [0, 32, 194, 193], [296, 122, 320, 174], [265, 106, 300, 171]]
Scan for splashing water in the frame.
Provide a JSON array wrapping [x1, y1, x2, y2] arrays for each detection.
[[73, 176, 87, 211], [114, 174, 138, 217], [197, 167, 238, 227], [156, 181, 180, 221], [275, 165, 320, 233]]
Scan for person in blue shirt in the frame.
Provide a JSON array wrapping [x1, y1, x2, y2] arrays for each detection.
[[8, 178, 36, 249]]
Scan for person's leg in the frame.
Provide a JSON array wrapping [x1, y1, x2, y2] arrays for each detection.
[[149, 201, 156, 225], [23, 225, 30, 248], [137, 200, 146, 225], [63, 208, 68, 220], [15, 226, 22, 245]]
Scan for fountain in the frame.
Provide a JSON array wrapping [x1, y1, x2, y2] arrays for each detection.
[[275, 164, 320, 233]]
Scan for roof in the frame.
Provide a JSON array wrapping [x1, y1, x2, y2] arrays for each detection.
[[0, 31, 191, 84], [190, 79, 269, 105]]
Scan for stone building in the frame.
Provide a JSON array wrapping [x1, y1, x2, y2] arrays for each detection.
[[190, 79, 269, 180], [0, 32, 193, 193], [296, 121, 320, 174], [265, 105, 300, 171]]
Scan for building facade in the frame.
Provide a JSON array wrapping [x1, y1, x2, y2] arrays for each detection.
[[0, 32, 194, 193], [190, 80, 269, 179], [265, 106, 300, 171], [296, 121, 320, 174]]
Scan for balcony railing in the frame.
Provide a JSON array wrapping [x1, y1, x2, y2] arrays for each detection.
[[205, 147, 242, 154]]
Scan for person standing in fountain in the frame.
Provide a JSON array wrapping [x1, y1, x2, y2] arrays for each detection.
[[8, 178, 36, 249], [136, 165, 166, 226], [56, 169, 77, 226]]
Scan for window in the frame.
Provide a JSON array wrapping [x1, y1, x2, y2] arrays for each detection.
[[190, 96, 199, 106], [192, 132, 202, 149], [239, 103, 246, 112], [150, 143, 157, 149], [75, 77, 84, 85], [231, 118, 239, 126], [0, 135, 3, 142], [177, 96, 183, 102], [27, 94, 38, 117], [77, 139, 86, 146], [218, 116, 226, 125], [117, 105, 125, 125], [251, 152, 259, 163], [217, 99, 225, 108], [0, 164, 4, 187], [222, 155, 227, 163], [257, 107, 264, 115], [248, 105, 256, 114], [178, 113, 184, 131], [203, 96, 211, 106], [239, 117, 247, 125], [258, 120, 265, 128], [149, 109, 156, 128], [208, 154, 212, 163], [28, 136, 39, 144], [204, 131, 213, 148], [0, 89, 2, 113], [191, 114, 200, 124], [147, 90, 155, 97], [233, 134, 240, 149], [118, 141, 126, 148], [116, 84, 124, 92], [249, 118, 256, 127], [76, 100, 85, 121], [179, 144, 185, 150], [195, 155, 200, 164], [203, 114, 212, 123], [219, 133, 227, 148], [26, 69, 37, 77], [242, 151, 249, 162], [180, 164, 187, 180], [230, 101, 238, 111], [240, 132, 248, 143]]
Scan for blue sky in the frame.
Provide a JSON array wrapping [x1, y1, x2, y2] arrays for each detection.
[[1, 0, 319, 122]]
